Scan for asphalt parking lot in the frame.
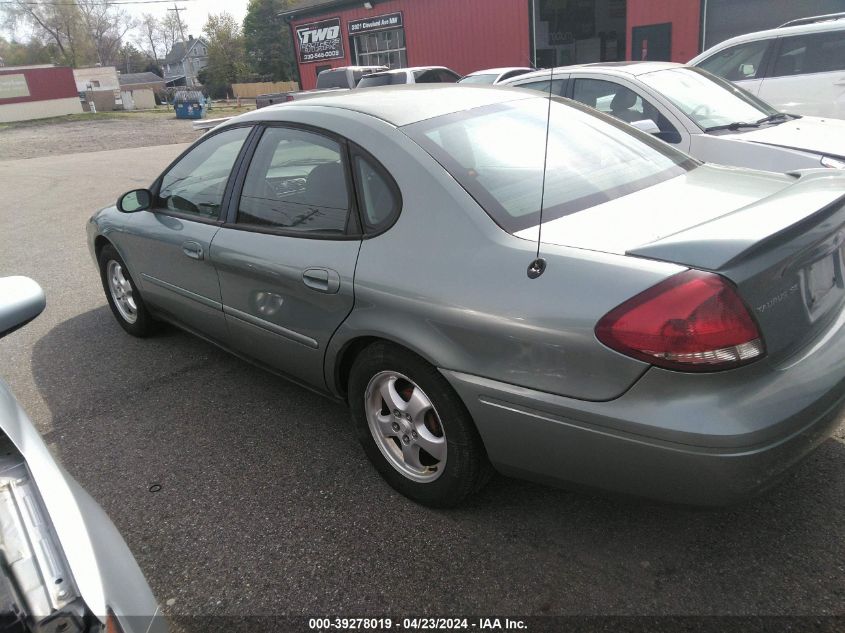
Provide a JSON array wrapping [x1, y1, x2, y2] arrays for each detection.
[[1, 123, 845, 630]]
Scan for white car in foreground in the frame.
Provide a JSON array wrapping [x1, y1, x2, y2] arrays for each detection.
[[503, 62, 845, 173], [0, 277, 165, 633]]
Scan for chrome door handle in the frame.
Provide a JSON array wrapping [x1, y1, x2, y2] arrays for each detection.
[[182, 241, 204, 260], [302, 268, 341, 294]]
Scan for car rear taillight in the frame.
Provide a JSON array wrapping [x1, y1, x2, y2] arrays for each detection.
[[595, 270, 765, 372]]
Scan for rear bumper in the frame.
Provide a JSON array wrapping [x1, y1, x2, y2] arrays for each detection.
[[442, 308, 845, 505]]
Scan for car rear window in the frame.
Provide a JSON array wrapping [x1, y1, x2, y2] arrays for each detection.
[[358, 73, 405, 87], [316, 70, 350, 89], [404, 98, 697, 233], [458, 74, 498, 85]]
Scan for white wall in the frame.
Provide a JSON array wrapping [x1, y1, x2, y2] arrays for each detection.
[[0, 97, 83, 123], [73, 67, 120, 92]]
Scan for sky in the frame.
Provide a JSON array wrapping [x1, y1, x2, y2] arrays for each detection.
[[125, 0, 249, 39]]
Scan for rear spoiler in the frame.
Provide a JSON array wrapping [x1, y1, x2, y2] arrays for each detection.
[[192, 117, 233, 133]]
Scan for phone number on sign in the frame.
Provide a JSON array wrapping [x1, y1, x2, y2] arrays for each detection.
[[308, 618, 478, 630]]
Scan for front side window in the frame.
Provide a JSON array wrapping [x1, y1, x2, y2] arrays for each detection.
[[639, 67, 778, 131], [157, 126, 251, 219], [697, 39, 770, 81], [572, 78, 681, 143], [237, 127, 350, 234], [405, 99, 696, 234], [772, 31, 845, 77]]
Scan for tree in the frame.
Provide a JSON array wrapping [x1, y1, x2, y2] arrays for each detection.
[[1, 0, 95, 67], [159, 12, 182, 59], [0, 35, 57, 66], [202, 12, 248, 97], [78, 0, 135, 67], [117, 42, 147, 74], [137, 13, 162, 62], [243, 0, 298, 83]]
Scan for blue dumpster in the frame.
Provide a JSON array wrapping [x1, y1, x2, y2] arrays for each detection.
[[173, 91, 208, 120]]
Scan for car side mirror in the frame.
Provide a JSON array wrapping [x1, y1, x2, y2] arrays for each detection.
[[630, 119, 661, 135], [117, 189, 152, 213], [0, 277, 46, 339]]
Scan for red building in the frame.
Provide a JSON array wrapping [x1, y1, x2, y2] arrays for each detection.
[[283, 0, 845, 90]]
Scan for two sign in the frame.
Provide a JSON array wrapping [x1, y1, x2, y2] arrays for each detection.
[[296, 12, 403, 64]]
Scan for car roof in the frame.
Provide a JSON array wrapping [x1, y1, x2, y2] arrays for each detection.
[[322, 65, 386, 72], [238, 85, 536, 127], [367, 66, 453, 75], [465, 67, 533, 76], [691, 18, 845, 60], [505, 61, 681, 82]]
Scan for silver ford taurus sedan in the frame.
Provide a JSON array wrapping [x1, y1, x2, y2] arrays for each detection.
[[88, 86, 845, 507]]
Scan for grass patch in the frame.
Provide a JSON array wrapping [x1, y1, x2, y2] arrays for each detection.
[[0, 104, 254, 132]]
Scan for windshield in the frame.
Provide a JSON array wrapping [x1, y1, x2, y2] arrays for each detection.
[[639, 67, 780, 130], [405, 98, 697, 234], [459, 74, 498, 85]]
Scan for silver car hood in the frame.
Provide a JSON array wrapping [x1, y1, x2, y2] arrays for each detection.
[[722, 116, 845, 159], [0, 378, 164, 633]]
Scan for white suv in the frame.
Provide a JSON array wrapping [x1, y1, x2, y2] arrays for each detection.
[[688, 13, 845, 119]]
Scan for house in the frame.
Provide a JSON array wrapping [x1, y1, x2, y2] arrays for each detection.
[[73, 66, 120, 93], [163, 35, 209, 87], [118, 72, 165, 110], [118, 71, 165, 93]]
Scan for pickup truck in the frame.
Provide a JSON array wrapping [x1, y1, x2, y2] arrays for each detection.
[[256, 65, 387, 108]]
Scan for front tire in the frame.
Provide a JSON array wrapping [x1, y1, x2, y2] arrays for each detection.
[[349, 342, 492, 507], [98, 244, 157, 337]]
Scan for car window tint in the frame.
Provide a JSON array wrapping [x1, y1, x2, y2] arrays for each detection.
[[237, 127, 350, 234], [572, 78, 681, 143], [697, 39, 769, 81], [502, 69, 531, 81], [772, 31, 845, 77], [354, 154, 399, 231], [459, 74, 498, 84], [157, 126, 251, 219], [406, 99, 695, 234], [514, 79, 566, 95]]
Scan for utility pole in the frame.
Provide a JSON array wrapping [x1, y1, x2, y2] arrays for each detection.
[[168, 3, 195, 88]]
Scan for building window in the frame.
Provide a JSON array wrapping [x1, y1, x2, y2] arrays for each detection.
[[353, 28, 407, 68], [92, 80, 100, 88]]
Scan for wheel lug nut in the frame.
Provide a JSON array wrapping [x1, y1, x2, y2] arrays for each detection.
[[392, 422, 400, 432], [402, 435, 410, 444], [405, 414, 411, 421], [393, 410, 401, 418], [412, 431, 418, 439]]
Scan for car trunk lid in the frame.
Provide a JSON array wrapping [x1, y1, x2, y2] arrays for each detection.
[[628, 169, 845, 360]]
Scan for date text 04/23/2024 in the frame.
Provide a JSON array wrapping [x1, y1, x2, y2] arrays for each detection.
[[308, 618, 529, 630]]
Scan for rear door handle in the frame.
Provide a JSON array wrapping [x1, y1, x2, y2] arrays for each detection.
[[182, 241, 204, 260], [302, 268, 341, 294]]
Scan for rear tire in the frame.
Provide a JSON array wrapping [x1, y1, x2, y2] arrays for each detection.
[[98, 244, 157, 338], [348, 342, 492, 507]]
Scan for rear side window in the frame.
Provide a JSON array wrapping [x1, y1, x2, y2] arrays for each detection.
[[405, 99, 695, 234], [513, 79, 566, 95], [697, 39, 770, 81], [237, 127, 350, 234], [352, 153, 400, 232], [772, 31, 845, 77]]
